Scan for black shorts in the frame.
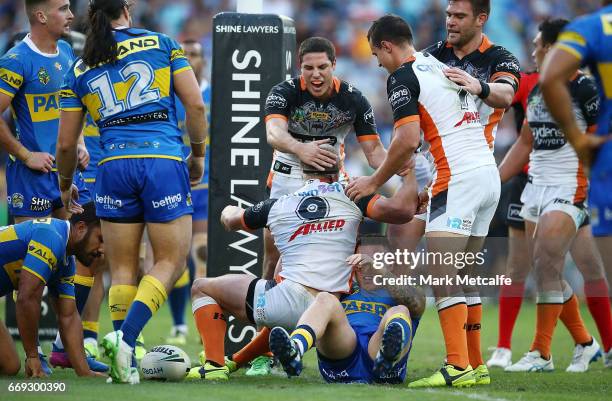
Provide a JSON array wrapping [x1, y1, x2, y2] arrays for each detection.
[[503, 173, 528, 230]]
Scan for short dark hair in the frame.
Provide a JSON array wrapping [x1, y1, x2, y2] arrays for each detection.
[[181, 39, 203, 55], [70, 202, 100, 228], [25, 0, 47, 16], [298, 37, 336, 63], [367, 14, 414, 47], [449, 0, 491, 16], [538, 18, 570, 46]]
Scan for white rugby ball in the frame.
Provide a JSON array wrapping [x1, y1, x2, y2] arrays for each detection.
[[140, 345, 191, 381]]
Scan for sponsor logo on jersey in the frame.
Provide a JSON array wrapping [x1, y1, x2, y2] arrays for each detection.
[[363, 107, 375, 126], [585, 95, 600, 118], [152, 193, 182, 209], [30, 197, 52, 212], [38, 67, 50, 85], [389, 85, 411, 111], [453, 111, 480, 127], [289, 218, 345, 242], [496, 61, 520, 73], [0, 68, 23, 88], [308, 111, 330, 121], [266, 93, 287, 109], [95, 194, 123, 210], [11, 193, 24, 209], [531, 123, 565, 150], [54, 62, 62, 71]]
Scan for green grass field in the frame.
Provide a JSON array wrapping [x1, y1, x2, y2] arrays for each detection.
[[1, 300, 610, 401]]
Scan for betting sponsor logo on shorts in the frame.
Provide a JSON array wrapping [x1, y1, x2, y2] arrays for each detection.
[[446, 217, 473, 232], [95, 194, 123, 210], [388, 85, 411, 111], [507, 203, 523, 222], [10, 193, 24, 209], [289, 219, 345, 242], [152, 193, 182, 209], [30, 197, 52, 212], [265, 93, 287, 109]]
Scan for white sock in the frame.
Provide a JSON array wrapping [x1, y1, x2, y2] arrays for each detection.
[[53, 332, 64, 350]]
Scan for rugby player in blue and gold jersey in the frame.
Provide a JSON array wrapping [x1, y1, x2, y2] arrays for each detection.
[[56, 0, 206, 384], [0, 203, 104, 378], [269, 236, 424, 384]]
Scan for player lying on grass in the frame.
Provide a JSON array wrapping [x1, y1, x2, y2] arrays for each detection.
[[0, 202, 106, 378], [270, 236, 425, 384], [188, 144, 426, 380]]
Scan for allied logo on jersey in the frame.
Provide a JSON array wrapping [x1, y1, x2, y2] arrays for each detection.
[[30, 197, 52, 212], [266, 93, 287, 109], [454, 111, 480, 128], [363, 107, 375, 126], [389, 85, 411, 111], [11, 193, 24, 209], [38, 67, 50, 85], [54, 62, 62, 71], [289, 219, 346, 242]]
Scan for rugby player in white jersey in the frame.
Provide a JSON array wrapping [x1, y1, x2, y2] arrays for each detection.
[[347, 15, 500, 388], [187, 144, 425, 381]]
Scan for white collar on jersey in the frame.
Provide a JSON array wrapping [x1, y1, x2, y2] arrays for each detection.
[[113, 25, 129, 30], [23, 33, 59, 58]]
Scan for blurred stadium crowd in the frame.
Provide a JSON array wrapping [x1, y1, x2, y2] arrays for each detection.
[[0, 0, 602, 227]]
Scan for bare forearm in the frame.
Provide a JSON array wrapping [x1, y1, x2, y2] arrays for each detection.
[[499, 142, 530, 183], [185, 104, 207, 157], [59, 314, 90, 376], [0, 119, 29, 161], [267, 125, 300, 154], [16, 298, 41, 358], [372, 133, 417, 187], [483, 83, 515, 109], [365, 141, 387, 170]]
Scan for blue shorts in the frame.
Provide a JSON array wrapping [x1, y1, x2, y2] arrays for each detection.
[[192, 187, 208, 221], [6, 159, 90, 217], [589, 172, 612, 237], [94, 158, 193, 223], [317, 329, 410, 384]]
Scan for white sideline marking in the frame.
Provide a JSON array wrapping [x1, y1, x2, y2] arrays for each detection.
[[421, 389, 511, 401]]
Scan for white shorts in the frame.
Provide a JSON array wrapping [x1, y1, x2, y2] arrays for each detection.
[[250, 278, 315, 330], [519, 181, 588, 230], [426, 165, 500, 236]]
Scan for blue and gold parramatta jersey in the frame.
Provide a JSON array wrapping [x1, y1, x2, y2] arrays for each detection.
[[556, 5, 612, 173], [82, 114, 102, 183], [341, 287, 396, 332], [0, 36, 75, 155], [0, 218, 75, 299], [60, 28, 192, 165], [176, 85, 209, 189]]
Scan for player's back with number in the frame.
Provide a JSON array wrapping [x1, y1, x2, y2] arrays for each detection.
[[61, 28, 190, 164]]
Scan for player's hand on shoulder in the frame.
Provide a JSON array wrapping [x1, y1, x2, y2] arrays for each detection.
[[77, 143, 90, 170], [345, 175, 378, 202], [443, 67, 480, 95], [294, 138, 337, 170], [188, 155, 205, 187], [24, 151, 54, 173]]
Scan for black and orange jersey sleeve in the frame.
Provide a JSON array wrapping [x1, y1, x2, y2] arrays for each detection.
[[242, 198, 278, 229], [489, 47, 521, 92], [387, 63, 421, 129], [355, 193, 381, 218], [264, 78, 298, 122], [353, 91, 379, 142], [573, 74, 600, 127]]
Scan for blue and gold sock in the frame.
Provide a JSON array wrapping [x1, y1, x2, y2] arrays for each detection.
[[168, 269, 189, 327], [290, 325, 316, 356], [83, 321, 99, 341], [121, 275, 168, 348], [74, 274, 94, 314], [109, 284, 137, 331]]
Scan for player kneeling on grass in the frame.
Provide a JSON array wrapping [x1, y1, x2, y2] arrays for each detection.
[[0, 203, 105, 378], [188, 144, 426, 381], [270, 236, 425, 383]]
